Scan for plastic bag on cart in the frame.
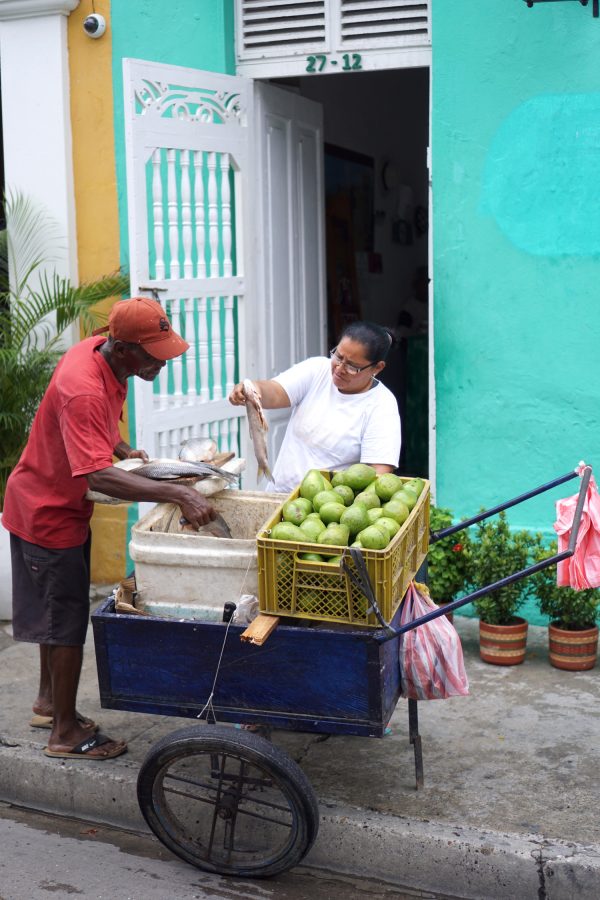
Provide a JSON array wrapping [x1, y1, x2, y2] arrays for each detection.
[[231, 595, 259, 625], [399, 582, 469, 701], [554, 465, 600, 590]]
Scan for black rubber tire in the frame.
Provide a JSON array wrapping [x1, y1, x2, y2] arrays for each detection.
[[137, 724, 320, 878]]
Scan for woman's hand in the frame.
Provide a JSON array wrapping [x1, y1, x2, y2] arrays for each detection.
[[228, 382, 249, 406], [228, 379, 290, 410]]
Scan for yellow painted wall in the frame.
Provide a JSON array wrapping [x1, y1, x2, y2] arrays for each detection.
[[68, 0, 129, 583]]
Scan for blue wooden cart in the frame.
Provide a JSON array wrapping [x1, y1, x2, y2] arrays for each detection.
[[91, 466, 590, 879]]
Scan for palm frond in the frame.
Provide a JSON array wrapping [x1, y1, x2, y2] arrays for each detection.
[[0, 410, 28, 428], [1, 270, 128, 352], [44, 270, 130, 336], [4, 190, 64, 296], [2, 290, 63, 353], [7, 269, 128, 353]]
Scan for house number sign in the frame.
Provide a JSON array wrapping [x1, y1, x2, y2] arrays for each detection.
[[305, 53, 363, 73]]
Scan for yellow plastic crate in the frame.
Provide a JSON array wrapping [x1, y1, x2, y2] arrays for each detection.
[[257, 475, 430, 627]]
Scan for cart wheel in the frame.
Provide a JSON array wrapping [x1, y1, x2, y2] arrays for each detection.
[[137, 724, 320, 878]]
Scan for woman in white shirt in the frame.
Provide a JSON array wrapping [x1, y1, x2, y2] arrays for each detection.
[[229, 321, 401, 493]]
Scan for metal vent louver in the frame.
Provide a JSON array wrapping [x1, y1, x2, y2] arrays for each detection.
[[340, 0, 428, 44], [240, 0, 327, 51]]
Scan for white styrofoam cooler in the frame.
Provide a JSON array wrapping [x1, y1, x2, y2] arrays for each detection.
[[130, 490, 286, 620]]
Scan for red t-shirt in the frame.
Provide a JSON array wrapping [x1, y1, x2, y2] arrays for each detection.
[[3, 336, 127, 548]]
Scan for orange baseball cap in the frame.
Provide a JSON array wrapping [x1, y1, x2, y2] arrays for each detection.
[[93, 297, 189, 361]]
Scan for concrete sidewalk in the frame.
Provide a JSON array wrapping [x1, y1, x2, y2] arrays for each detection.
[[1, 591, 599, 899]]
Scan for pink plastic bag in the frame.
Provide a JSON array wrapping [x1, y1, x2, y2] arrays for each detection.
[[554, 466, 600, 590], [398, 583, 469, 701]]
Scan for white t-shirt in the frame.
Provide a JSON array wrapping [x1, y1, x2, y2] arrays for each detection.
[[268, 356, 401, 493]]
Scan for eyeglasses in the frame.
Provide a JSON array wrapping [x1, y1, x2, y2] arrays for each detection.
[[329, 347, 376, 376]]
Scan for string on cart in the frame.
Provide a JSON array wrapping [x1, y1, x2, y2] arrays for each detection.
[[196, 553, 257, 724], [197, 615, 234, 724]]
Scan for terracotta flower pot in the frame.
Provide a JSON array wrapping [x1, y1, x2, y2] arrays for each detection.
[[479, 617, 528, 666], [548, 623, 599, 671]]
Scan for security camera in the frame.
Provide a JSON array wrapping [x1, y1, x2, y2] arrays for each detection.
[[83, 13, 106, 39]]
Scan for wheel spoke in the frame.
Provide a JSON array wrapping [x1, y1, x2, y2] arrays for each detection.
[[162, 784, 294, 828], [206, 750, 227, 861], [163, 769, 296, 818]]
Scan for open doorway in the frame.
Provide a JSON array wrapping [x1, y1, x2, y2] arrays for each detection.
[[269, 67, 429, 476]]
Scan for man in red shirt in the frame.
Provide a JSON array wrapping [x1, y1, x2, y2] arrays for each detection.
[[3, 297, 216, 760]]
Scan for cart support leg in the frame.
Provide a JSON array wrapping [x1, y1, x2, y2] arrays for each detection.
[[408, 699, 424, 789]]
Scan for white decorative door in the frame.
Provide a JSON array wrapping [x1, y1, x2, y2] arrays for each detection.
[[124, 60, 325, 488], [247, 82, 326, 484], [124, 58, 251, 463]]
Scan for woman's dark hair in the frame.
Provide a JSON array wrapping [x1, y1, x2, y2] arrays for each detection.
[[339, 321, 394, 362]]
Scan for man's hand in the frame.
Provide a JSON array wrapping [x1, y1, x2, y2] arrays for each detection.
[[86, 468, 216, 526], [126, 448, 150, 462], [113, 440, 149, 462], [178, 489, 217, 528]]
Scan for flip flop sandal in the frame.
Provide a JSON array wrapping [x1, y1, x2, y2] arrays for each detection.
[[43, 732, 127, 760], [30, 714, 99, 732]]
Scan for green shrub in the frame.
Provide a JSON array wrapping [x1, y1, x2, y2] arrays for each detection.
[[530, 540, 600, 630], [469, 511, 540, 626], [427, 506, 472, 604]]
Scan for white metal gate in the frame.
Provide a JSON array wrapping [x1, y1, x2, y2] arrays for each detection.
[[123, 58, 252, 461]]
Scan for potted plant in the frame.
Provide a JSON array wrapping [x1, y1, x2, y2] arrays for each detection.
[[468, 510, 540, 665], [427, 506, 472, 621], [531, 540, 600, 671], [0, 192, 129, 617]]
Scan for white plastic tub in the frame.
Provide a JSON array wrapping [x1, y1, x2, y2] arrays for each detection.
[[130, 490, 286, 621]]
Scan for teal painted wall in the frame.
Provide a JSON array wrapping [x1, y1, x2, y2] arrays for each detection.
[[431, 3, 600, 545], [110, 0, 235, 564]]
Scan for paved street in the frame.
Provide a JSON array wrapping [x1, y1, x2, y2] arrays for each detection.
[[0, 804, 453, 900]]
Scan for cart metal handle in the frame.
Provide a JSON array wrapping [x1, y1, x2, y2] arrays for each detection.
[[341, 547, 389, 629], [429, 466, 583, 543], [374, 464, 593, 644]]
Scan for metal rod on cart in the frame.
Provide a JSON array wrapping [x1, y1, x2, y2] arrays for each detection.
[[429, 468, 581, 543], [377, 466, 592, 645]]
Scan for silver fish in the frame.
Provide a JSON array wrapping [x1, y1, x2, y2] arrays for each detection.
[[179, 437, 218, 462], [197, 513, 233, 538], [178, 512, 233, 538], [134, 458, 238, 483], [242, 379, 273, 482]]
